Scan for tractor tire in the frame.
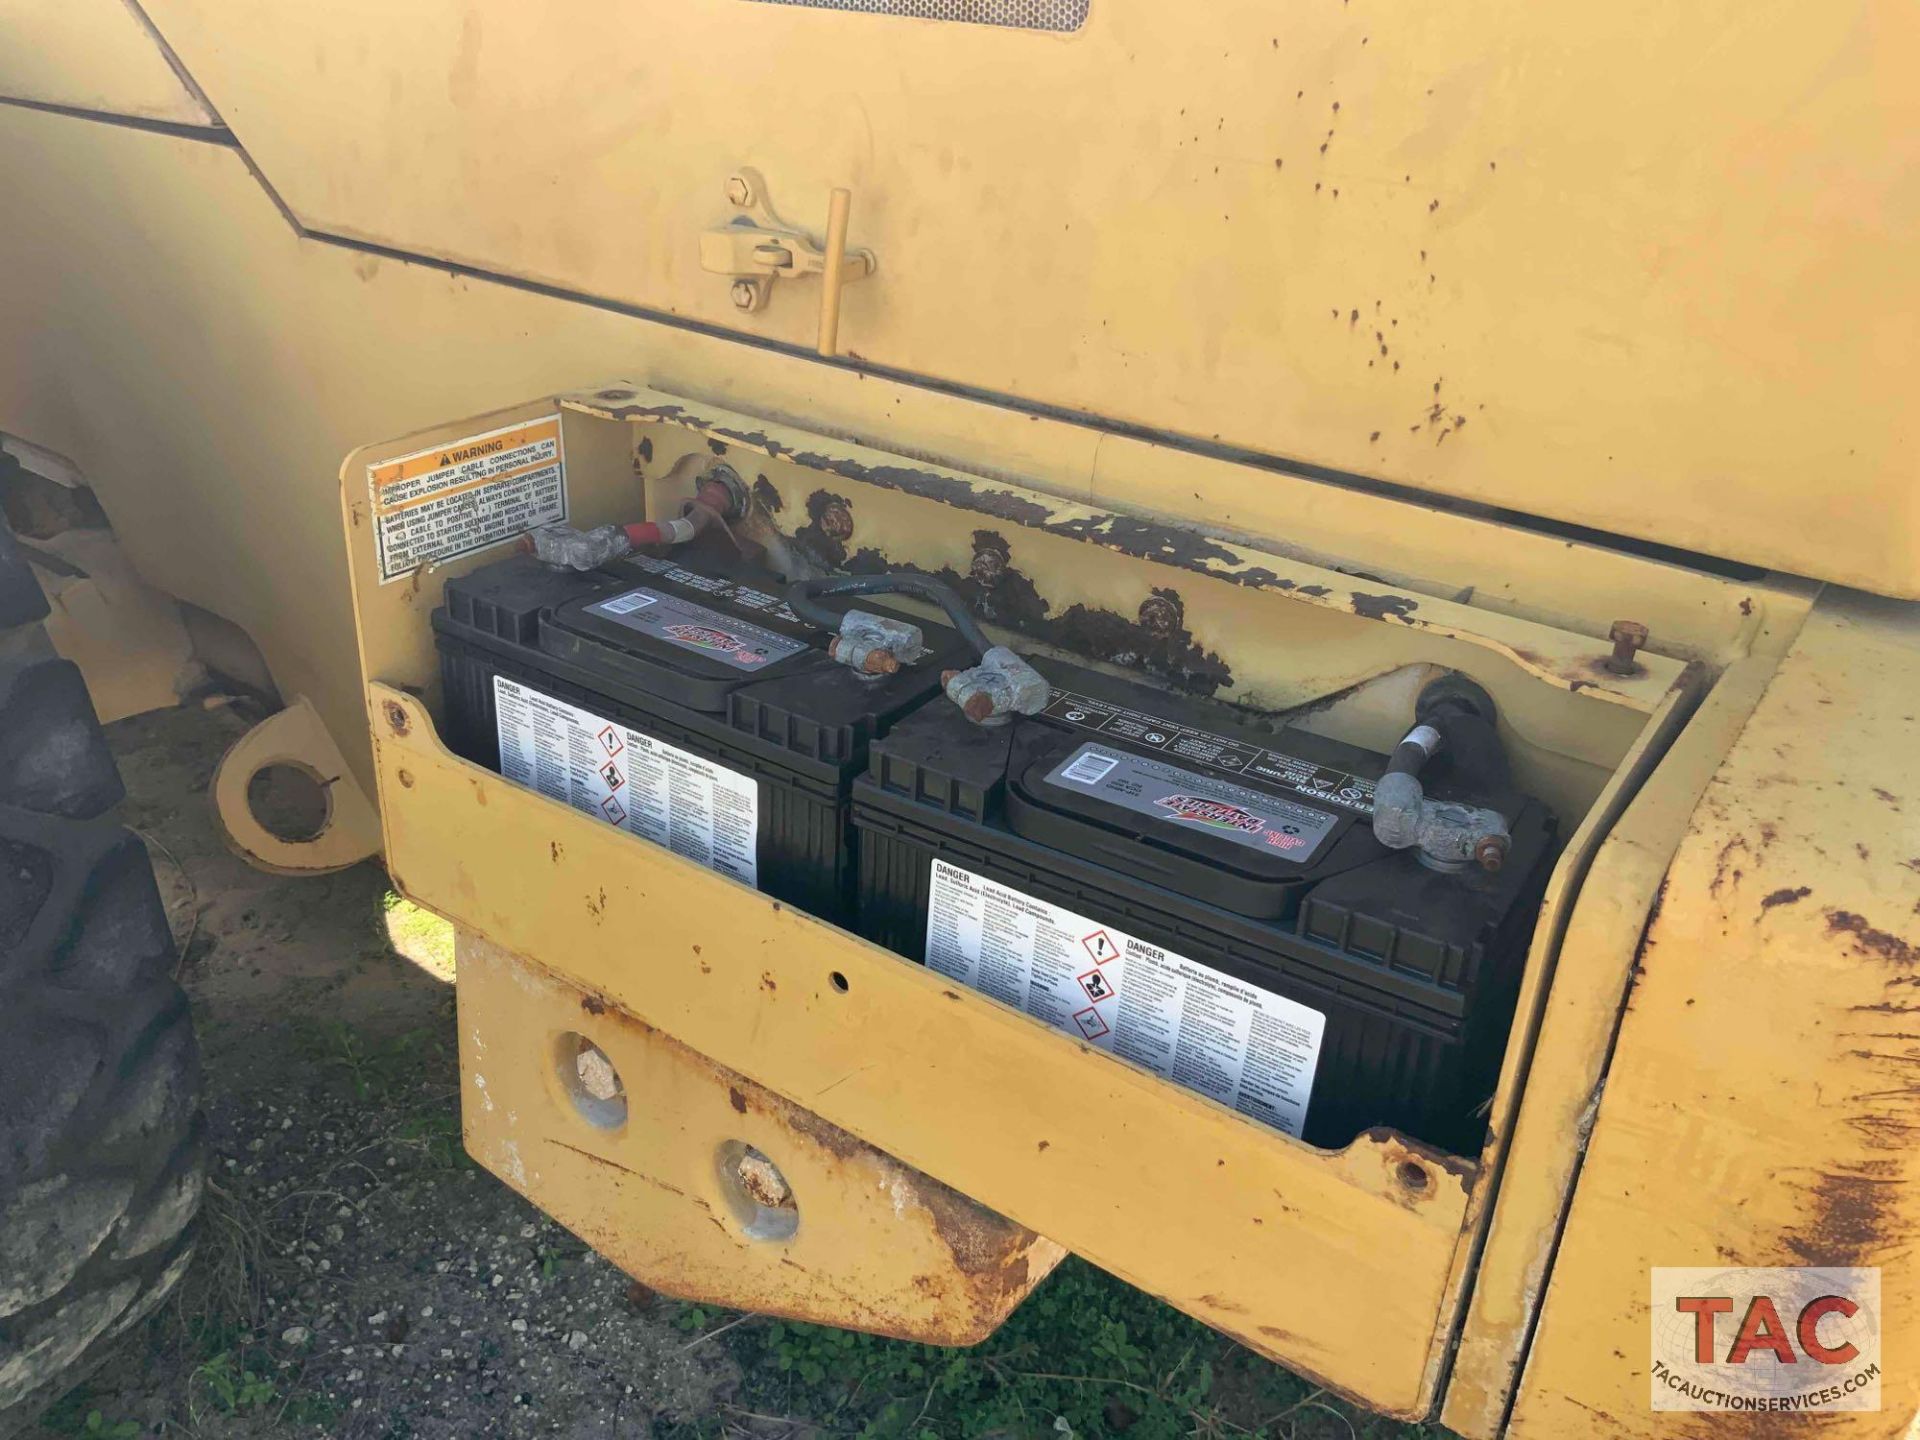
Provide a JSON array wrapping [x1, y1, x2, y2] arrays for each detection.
[[0, 500, 204, 1436]]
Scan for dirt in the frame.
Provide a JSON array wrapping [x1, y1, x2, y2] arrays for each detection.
[[29, 704, 738, 1439]]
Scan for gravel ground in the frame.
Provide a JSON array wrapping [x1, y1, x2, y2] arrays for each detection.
[[27, 701, 1441, 1440], [29, 703, 737, 1439]]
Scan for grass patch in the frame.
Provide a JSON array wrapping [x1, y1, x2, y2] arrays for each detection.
[[665, 1258, 1451, 1439], [382, 889, 455, 978]]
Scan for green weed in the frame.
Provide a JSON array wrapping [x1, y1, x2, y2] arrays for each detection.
[[192, 1350, 276, 1414], [668, 1258, 1451, 1439]]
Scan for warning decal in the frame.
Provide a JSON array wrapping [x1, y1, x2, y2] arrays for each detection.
[[925, 861, 1324, 1138], [493, 676, 757, 886], [368, 416, 566, 583]]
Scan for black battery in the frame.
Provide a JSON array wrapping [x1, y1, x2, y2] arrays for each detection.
[[432, 543, 968, 924], [852, 658, 1555, 1151]]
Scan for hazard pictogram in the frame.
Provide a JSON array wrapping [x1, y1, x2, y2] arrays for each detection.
[[1077, 967, 1115, 1005], [600, 794, 626, 826], [596, 724, 623, 758], [599, 759, 625, 792], [1072, 1006, 1110, 1040], [1081, 929, 1118, 965]]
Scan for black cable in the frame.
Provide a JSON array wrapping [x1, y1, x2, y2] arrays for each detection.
[[787, 574, 994, 660]]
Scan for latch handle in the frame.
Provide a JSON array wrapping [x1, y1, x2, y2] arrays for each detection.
[[699, 170, 875, 357]]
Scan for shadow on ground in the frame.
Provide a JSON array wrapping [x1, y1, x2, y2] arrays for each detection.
[[30, 703, 1450, 1440]]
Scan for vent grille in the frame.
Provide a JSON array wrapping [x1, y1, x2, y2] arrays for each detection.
[[743, 0, 1088, 33]]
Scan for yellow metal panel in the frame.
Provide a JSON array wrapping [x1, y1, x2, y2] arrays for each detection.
[[372, 681, 1470, 1415], [0, 0, 216, 125], [136, 0, 1920, 594], [1507, 590, 1920, 1435], [456, 931, 1067, 1343], [0, 109, 1802, 801], [1441, 656, 1777, 1437]]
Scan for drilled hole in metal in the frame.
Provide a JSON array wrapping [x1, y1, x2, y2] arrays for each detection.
[[554, 1032, 627, 1130], [715, 1140, 799, 1241], [246, 762, 331, 843]]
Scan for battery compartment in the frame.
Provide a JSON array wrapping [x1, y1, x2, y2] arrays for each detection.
[[347, 387, 1719, 1414]]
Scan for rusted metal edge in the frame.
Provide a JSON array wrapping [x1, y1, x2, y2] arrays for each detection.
[[559, 384, 1684, 710]]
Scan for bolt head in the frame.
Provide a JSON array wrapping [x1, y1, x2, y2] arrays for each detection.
[[818, 501, 854, 542], [725, 175, 753, 207], [969, 548, 1007, 586], [1137, 594, 1181, 636], [1609, 619, 1649, 649], [729, 280, 758, 310]]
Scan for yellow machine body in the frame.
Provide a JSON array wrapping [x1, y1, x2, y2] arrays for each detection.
[[3, 1, 1919, 1433]]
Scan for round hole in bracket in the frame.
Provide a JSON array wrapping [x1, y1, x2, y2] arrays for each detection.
[[553, 1031, 627, 1130], [714, 1140, 799, 1242], [1396, 1159, 1430, 1193], [829, 971, 849, 993], [245, 761, 332, 843]]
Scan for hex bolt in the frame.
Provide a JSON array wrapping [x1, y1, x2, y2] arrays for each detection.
[[725, 174, 754, 208], [817, 499, 854, 542], [969, 547, 1007, 587], [1604, 620, 1650, 675], [729, 280, 758, 311], [382, 699, 410, 735], [1137, 593, 1182, 637], [1474, 834, 1510, 873]]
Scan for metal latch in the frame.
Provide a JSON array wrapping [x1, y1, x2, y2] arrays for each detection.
[[700, 168, 876, 356]]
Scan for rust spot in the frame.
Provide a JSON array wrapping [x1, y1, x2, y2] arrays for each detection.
[[728, 1086, 749, 1115], [1873, 787, 1902, 810], [382, 699, 410, 735], [396, 769, 414, 789], [760, 972, 778, 992], [585, 888, 606, 919], [1360, 1127, 1476, 1199], [1739, 597, 1753, 616], [636, 435, 653, 463], [1036, 1139, 1050, 1152], [750, 475, 782, 513], [706, 438, 729, 456], [1709, 838, 1749, 898], [795, 489, 856, 566], [1782, 1159, 1901, 1265], [1825, 910, 1920, 965], [550, 841, 563, 863], [580, 992, 609, 1016], [1857, 843, 1872, 862], [1760, 886, 1811, 910], [1197, 1293, 1249, 1314]]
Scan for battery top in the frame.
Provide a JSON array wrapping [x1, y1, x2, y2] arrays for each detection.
[[434, 545, 971, 776], [1000, 664, 1395, 919]]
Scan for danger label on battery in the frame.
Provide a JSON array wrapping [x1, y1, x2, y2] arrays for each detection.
[[368, 416, 566, 583], [492, 677, 757, 885], [925, 861, 1324, 1138]]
